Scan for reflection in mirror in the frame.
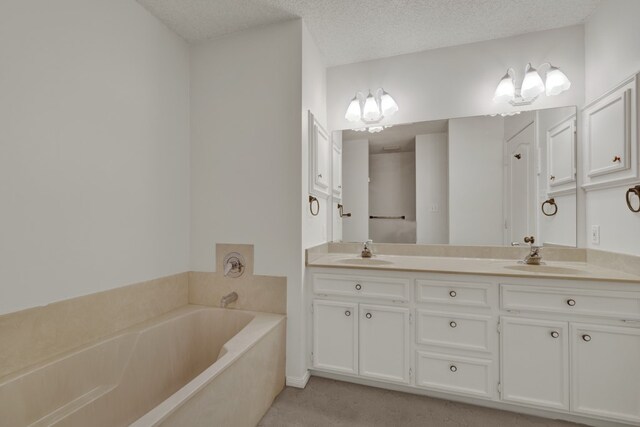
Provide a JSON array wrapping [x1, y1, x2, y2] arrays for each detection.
[[335, 106, 577, 247]]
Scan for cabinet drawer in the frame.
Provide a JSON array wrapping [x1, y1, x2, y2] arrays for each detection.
[[313, 273, 410, 302], [416, 351, 493, 399], [501, 285, 640, 320], [416, 280, 491, 308], [416, 310, 493, 353]]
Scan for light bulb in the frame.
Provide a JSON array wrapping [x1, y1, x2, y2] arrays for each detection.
[[493, 71, 515, 102], [545, 66, 571, 96], [379, 89, 399, 116], [521, 63, 545, 100], [362, 92, 381, 122], [344, 95, 361, 122]]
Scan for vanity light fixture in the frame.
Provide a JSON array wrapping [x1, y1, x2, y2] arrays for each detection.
[[344, 88, 399, 133], [493, 63, 571, 106]]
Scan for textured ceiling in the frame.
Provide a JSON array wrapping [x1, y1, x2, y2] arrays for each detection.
[[343, 119, 448, 154], [136, 0, 600, 66]]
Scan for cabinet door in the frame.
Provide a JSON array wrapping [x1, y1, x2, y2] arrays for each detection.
[[571, 323, 640, 424], [359, 304, 410, 383], [308, 110, 330, 197], [500, 317, 569, 410], [332, 145, 342, 199], [312, 300, 358, 374], [547, 115, 576, 189]]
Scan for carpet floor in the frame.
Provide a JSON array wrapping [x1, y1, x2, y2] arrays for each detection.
[[258, 377, 586, 427]]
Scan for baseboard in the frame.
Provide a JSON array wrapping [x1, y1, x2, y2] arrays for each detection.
[[286, 371, 310, 389]]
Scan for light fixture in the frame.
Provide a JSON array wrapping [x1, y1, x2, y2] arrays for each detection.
[[493, 63, 571, 106], [344, 87, 399, 133]]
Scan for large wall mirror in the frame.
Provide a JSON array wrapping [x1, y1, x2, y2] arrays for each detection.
[[334, 106, 577, 247]]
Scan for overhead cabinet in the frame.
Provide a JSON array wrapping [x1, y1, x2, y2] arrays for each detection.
[[547, 114, 577, 196], [308, 110, 331, 198], [582, 73, 639, 190]]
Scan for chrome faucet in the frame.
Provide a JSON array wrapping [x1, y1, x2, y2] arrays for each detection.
[[523, 236, 542, 265], [220, 291, 238, 308], [361, 240, 373, 258]]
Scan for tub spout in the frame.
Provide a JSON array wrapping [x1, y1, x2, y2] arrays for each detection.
[[220, 292, 238, 308]]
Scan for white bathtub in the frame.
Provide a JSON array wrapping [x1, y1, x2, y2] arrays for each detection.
[[0, 305, 286, 427]]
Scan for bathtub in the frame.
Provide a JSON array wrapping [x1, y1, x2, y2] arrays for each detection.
[[0, 305, 286, 427]]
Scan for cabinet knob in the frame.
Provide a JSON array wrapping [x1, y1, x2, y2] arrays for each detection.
[[566, 299, 576, 307], [613, 155, 622, 163], [449, 365, 457, 372], [345, 310, 351, 317], [449, 321, 457, 328], [449, 290, 457, 298], [365, 313, 372, 319], [550, 175, 556, 181], [582, 334, 592, 342], [355, 284, 362, 291], [318, 174, 323, 178], [550, 331, 559, 338]]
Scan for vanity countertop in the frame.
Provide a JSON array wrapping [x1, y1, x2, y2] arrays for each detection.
[[306, 252, 640, 283]]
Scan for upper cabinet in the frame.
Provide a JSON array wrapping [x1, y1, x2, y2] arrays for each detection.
[[308, 110, 331, 198], [547, 114, 576, 196], [332, 144, 342, 200], [582, 73, 639, 191]]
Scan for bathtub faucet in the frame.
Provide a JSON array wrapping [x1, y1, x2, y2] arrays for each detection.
[[220, 291, 238, 308]]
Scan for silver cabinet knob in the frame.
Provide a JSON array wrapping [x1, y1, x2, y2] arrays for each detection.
[[355, 284, 362, 290], [449, 365, 457, 372], [550, 331, 559, 338], [567, 299, 576, 307], [318, 174, 323, 178], [582, 334, 592, 342], [345, 310, 351, 317], [365, 313, 372, 319], [449, 290, 457, 298], [450, 321, 457, 328]]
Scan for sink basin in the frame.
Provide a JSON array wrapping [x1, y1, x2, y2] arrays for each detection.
[[337, 258, 394, 266], [503, 264, 587, 275]]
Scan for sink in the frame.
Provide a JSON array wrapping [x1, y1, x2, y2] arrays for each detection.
[[337, 258, 394, 266], [503, 264, 587, 275]]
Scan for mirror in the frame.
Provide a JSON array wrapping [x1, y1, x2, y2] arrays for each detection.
[[334, 106, 577, 247]]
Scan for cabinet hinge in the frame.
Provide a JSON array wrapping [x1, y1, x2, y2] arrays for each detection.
[[409, 313, 413, 325], [497, 382, 502, 395], [310, 304, 314, 313], [310, 352, 314, 363], [409, 368, 413, 381], [497, 321, 501, 333]]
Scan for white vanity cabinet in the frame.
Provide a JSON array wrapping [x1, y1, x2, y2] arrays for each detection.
[[500, 317, 570, 410], [571, 323, 640, 424], [582, 73, 639, 191], [312, 300, 358, 374], [308, 110, 331, 197]]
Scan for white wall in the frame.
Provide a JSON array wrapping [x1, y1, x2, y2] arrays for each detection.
[[584, 0, 640, 255], [0, 0, 190, 315], [369, 152, 416, 243], [448, 117, 505, 245], [327, 26, 585, 131], [189, 20, 305, 378], [416, 133, 449, 244], [342, 139, 369, 242]]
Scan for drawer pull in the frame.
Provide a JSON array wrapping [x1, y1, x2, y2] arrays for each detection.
[[449, 321, 457, 328], [449, 365, 457, 372], [566, 299, 576, 306], [550, 331, 559, 338], [345, 310, 351, 317], [582, 334, 592, 342], [365, 313, 372, 319], [449, 290, 457, 298], [355, 284, 362, 290]]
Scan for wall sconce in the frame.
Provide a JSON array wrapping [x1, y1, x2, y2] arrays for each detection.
[[493, 63, 571, 106], [345, 88, 398, 132]]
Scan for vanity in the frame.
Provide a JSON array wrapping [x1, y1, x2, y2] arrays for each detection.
[[305, 246, 640, 426]]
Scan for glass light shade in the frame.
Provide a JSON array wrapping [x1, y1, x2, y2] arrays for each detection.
[[380, 90, 399, 116], [521, 64, 545, 100], [344, 96, 362, 122], [493, 72, 516, 102], [545, 66, 571, 96], [362, 92, 381, 122]]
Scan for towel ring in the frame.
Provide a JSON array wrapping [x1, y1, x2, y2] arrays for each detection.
[[626, 186, 640, 213], [309, 195, 320, 216], [541, 198, 558, 216], [337, 204, 352, 218]]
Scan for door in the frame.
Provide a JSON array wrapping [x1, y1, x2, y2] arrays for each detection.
[[359, 304, 410, 383], [500, 317, 569, 410], [504, 122, 536, 245], [571, 323, 640, 424], [312, 300, 358, 374]]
